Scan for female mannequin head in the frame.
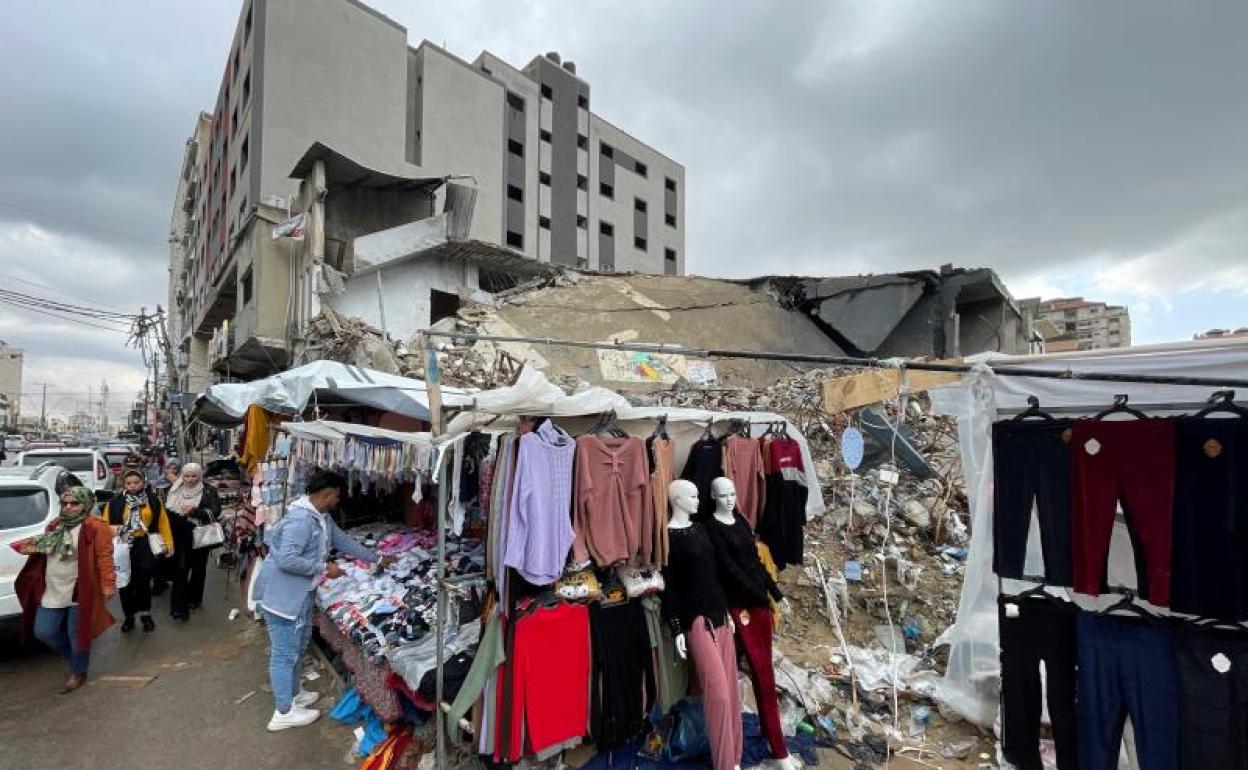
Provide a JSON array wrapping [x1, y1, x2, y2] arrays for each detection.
[[710, 477, 737, 520], [667, 479, 698, 528]]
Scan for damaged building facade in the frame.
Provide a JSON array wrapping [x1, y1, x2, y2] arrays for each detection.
[[167, 0, 685, 389]]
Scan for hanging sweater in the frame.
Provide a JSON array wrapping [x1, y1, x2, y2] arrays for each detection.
[[680, 436, 723, 519], [722, 436, 766, 530], [757, 436, 808, 570], [706, 513, 783, 609], [503, 422, 576, 585], [573, 435, 654, 567]]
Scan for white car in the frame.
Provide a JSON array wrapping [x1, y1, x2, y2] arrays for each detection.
[[16, 448, 113, 500], [0, 464, 88, 619]]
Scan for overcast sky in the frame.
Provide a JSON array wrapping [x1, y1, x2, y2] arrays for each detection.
[[3, 1, 1247, 419]]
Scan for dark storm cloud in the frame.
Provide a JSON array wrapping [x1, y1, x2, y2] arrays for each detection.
[[2, 0, 1246, 369]]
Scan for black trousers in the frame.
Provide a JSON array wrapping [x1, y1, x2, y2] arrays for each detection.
[[589, 601, 655, 750], [993, 420, 1075, 585], [1177, 626, 1248, 770], [169, 515, 213, 616], [119, 537, 156, 618], [999, 596, 1079, 770], [1170, 417, 1248, 621]]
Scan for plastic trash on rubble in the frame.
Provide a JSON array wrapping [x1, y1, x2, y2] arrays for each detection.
[[779, 699, 807, 738], [908, 705, 933, 737], [772, 653, 838, 712], [844, 560, 864, 582]]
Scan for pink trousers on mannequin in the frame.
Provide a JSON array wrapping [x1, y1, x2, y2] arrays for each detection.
[[688, 616, 743, 770]]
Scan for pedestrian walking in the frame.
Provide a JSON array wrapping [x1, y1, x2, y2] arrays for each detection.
[[166, 462, 221, 621], [14, 485, 116, 693], [102, 470, 174, 633], [254, 470, 390, 731], [150, 458, 182, 597]]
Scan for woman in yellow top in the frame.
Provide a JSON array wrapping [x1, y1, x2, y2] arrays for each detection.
[[102, 470, 174, 633]]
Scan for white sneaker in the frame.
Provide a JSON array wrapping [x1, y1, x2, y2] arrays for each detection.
[[267, 705, 321, 732], [293, 688, 320, 708]]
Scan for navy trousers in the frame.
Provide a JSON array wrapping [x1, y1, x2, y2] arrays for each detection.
[[1077, 613, 1178, 770]]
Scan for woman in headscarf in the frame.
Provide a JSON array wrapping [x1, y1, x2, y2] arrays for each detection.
[[150, 458, 182, 598], [15, 485, 116, 693], [166, 462, 222, 620], [102, 469, 174, 632]]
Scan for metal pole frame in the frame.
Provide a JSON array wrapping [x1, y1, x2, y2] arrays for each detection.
[[434, 451, 449, 768]]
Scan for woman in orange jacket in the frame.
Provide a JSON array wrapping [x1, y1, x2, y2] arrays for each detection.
[[15, 485, 116, 693]]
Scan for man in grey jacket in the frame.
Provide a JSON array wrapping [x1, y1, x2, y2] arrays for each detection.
[[254, 469, 390, 731]]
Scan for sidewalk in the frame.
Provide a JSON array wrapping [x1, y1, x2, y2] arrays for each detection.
[[0, 561, 356, 770]]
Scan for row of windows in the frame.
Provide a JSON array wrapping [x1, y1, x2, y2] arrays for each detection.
[[538, 82, 590, 110]]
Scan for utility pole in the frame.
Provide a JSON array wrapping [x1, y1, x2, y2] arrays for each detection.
[[40, 383, 47, 433], [101, 381, 109, 435]]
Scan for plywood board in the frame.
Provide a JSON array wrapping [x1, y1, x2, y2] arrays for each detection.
[[822, 364, 963, 413]]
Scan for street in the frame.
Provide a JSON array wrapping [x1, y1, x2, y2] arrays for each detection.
[[0, 564, 355, 770]]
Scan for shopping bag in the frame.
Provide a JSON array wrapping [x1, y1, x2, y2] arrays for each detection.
[[113, 538, 132, 589], [192, 521, 225, 549], [666, 697, 710, 761]]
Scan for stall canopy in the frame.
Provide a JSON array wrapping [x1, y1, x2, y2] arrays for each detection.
[[193, 360, 474, 426], [928, 335, 1248, 726]]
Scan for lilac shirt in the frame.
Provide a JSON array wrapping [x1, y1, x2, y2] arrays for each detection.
[[502, 421, 576, 585]]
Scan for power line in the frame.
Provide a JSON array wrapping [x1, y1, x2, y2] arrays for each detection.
[[0, 288, 136, 320], [0, 273, 132, 314], [0, 198, 164, 247]]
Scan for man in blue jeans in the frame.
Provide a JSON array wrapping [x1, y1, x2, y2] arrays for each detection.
[[254, 470, 391, 731]]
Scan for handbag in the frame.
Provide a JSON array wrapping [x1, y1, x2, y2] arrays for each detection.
[[192, 521, 225, 549], [147, 531, 167, 557], [113, 538, 132, 589]]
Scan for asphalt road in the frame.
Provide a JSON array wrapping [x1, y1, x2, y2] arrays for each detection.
[[0, 560, 357, 770]]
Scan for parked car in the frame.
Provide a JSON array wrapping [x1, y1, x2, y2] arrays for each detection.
[[16, 448, 113, 501], [0, 464, 86, 619]]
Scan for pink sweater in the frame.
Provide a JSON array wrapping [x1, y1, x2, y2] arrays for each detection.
[[572, 435, 655, 566]]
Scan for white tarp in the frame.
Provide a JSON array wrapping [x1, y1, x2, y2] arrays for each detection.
[[279, 419, 434, 448], [928, 336, 1248, 726], [443, 368, 827, 520], [194, 360, 474, 426]]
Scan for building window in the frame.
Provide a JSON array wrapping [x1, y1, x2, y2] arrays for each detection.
[[540, 83, 553, 99], [634, 161, 648, 178], [600, 222, 614, 236], [430, 289, 460, 324], [577, 134, 588, 150], [664, 248, 677, 275], [506, 230, 523, 248], [634, 198, 647, 213], [634, 237, 647, 251], [600, 182, 613, 199], [576, 215, 587, 229], [241, 267, 253, 305], [601, 143, 614, 159], [577, 94, 588, 109], [576, 174, 587, 191], [539, 216, 551, 230], [506, 92, 525, 111], [507, 185, 523, 202], [232, 105, 239, 135], [240, 136, 249, 172], [665, 213, 676, 227], [508, 139, 524, 157], [242, 71, 251, 105], [665, 177, 677, 192], [540, 129, 552, 142], [539, 171, 551, 186], [244, 5, 252, 40]]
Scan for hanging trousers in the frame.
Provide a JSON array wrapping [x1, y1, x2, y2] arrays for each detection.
[[1071, 419, 1175, 605], [589, 601, 655, 750], [1170, 417, 1248, 621], [992, 420, 1075, 585], [998, 596, 1079, 770], [1077, 612, 1178, 770], [1176, 626, 1248, 770], [732, 606, 788, 760], [119, 537, 156, 618], [687, 616, 742, 770]]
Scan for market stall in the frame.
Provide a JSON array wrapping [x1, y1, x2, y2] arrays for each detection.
[[930, 336, 1248, 768]]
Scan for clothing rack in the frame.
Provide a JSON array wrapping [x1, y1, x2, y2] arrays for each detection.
[[997, 399, 1245, 416]]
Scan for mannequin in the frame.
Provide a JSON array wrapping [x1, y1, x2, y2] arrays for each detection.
[[662, 480, 742, 770], [708, 477, 799, 769]]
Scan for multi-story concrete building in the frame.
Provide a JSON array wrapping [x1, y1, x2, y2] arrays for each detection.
[[168, 0, 684, 386], [1023, 297, 1132, 351], [0, 340, 21, 427]]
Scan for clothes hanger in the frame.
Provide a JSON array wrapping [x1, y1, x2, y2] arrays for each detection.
[[1099, 588, 1160, 621], [650, 415, 670, 440], [700, 418, 716, 441], [1012, 395, 1055, 422], [1194, 615, 1248, 632], [1094, 394, 1147, 420], [1195, 389, 1248, 418]]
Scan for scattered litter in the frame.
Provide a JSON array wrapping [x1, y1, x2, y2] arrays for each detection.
[[228, 608, 240, 621], [97, 675, 158, 688], [874, 624, 906, 654], [844, 560, 864, 582], [909, 705, 933, 737], [303, 670, 321, 682], [235, 690, 256, 705]]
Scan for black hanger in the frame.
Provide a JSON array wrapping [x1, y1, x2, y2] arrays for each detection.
[[1094, 394, 1147, 420], [1100, 587, 1160, 621], [1195, 389, 1248, 418], [700, 418, 716, 441], [650, 415, 669, 440], [1194, 615, 1248, 632], [1013, 395, 1055, 422]]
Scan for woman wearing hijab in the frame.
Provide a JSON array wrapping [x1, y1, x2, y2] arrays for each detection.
[[102, 469, 174, 632], [15, 486, 116, 692], [166, 462, 222, 620], [150, 458, 182, 598]]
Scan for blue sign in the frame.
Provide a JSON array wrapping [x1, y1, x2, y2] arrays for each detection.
[[840, 427, 865, 470]]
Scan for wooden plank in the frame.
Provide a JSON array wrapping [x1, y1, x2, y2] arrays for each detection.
[[822, 363, 963, 413]]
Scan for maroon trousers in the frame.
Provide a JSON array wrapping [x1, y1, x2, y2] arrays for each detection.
[[732, 606, 789, 760], [1070, 419, 1175, 605]]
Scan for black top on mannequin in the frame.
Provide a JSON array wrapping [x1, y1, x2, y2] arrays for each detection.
[[660, 522, 730, 635], [707, 512, 783, 609]]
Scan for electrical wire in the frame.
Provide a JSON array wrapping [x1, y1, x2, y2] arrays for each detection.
[[0, 273, 133, 314]]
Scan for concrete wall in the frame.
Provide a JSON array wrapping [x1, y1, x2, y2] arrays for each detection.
[[588, 114, 684, 274], [232, 222, 294, 345], [324, 186, 434, 272], [329, 256, 478, 341]]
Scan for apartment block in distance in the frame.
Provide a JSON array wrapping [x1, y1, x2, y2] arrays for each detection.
[[168, 0, 685, 387], [1022, 296, 1132, 352], [0, 340, 21, 427]]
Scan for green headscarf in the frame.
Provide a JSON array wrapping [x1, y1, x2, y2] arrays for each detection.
[[30, 486, 94, 560]]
